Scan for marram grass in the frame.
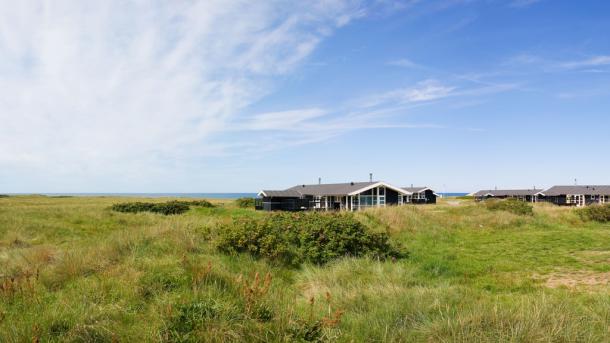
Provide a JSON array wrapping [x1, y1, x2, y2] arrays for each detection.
[[0, 196, 608, 342]]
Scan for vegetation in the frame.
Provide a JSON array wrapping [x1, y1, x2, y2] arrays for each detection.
[[578, 203, 610, 223], [111, 199, 214, 215], [0, 196, 608, 341], [455, 195, 473, 200], [217, 212, 404, 266], [0, 194, 9, 198], [485, 198, 534, 216], [235, 197, 256, 208], [111, 201, 190, 215]]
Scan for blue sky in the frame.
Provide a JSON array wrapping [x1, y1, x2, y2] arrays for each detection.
[[1, 0, 609, 193]]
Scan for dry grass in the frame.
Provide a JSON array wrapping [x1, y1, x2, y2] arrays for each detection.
[[0, 195, 609, 341]]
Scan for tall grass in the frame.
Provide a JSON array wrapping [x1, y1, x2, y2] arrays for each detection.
[[0, 196, 608, 341]]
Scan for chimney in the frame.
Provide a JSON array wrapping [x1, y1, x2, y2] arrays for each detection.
[[369, 173, 373, 182], [318, 177, 321, 185], [411, 183, 413, 189], [495, 186, 497, 191], [575, 178, 578, 185]]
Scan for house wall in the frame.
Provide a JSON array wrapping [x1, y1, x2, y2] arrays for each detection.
[[386, 188, 399, 205], [542, 194, 610, 206], [259, 196, 309, 211], [412, 190, 436, 204], [544, 195, 568, 206]]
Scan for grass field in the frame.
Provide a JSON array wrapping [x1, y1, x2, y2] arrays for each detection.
[[0, 196, 608, 342]]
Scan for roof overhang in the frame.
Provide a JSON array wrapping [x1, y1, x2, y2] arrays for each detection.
[[348, 181, 412, 196]]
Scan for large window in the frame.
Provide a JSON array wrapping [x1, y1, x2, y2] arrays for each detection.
[[356, 186, 386, 209]]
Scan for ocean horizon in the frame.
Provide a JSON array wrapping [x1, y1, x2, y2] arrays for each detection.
[[8, 192, 469, 199]]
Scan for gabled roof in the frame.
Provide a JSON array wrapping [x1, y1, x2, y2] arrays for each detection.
[[541, 185, 610, 196], [346, 182, 412, 196], [258, 189, 303, 197], [260, 181, 413, 198], [287, 182, 376, 196], [473, 189, 543, 197], [402, 186, 431, 193]]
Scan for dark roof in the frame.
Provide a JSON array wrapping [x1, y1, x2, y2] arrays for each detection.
[[473, 189, 543, 197], [287, 182, 377, 196], [260, 190, 303, 197], [260, 181, 412, 198], [402, 187, 430, 193], [542, 185, 610, 196]]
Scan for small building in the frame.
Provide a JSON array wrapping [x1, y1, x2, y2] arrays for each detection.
[[256, 181, 416, 211], [402, 187, 437, 204], [473, 189, 543, 202], [540, 185, 610, 207]]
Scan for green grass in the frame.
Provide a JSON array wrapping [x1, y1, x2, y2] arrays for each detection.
[[0, 196, 608, 342]]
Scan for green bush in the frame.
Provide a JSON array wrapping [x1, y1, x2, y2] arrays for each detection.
[[235, 197, 255, 208], [217, 212, 405, 266], [578, 204, 610, 223], [174, 199, 214, 208], [110, 201, 190, 215], [485, 199, 533, 216], [110, 199, 213, 215], [0, 194, 9, 198]]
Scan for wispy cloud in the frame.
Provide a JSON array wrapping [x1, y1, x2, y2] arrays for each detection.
[[509, 0, 543, 8], [361, 80, 456, 107], [387, 58, 421, 68], [0, 1, 364, 174], [559, 56, 610, 69], [237, 109, 329, 131]]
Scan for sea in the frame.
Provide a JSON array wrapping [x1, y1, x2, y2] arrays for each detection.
[[34, 193, 258, 199], [25, 192, 468, 199]]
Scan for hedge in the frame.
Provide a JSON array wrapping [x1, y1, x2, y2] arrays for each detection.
[[217, 212, 406, 266]]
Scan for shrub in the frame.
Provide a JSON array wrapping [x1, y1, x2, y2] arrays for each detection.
[[217, 212, 405, 266], [110, 201, 190, 215], [174, 199, 214, 208], [485, 199, 533, 216], [235, 197, 255, 208], [0, 194, 9, 198], [577, 204, 610, 223]]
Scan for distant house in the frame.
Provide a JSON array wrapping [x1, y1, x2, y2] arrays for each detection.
[[402, 187, 437, 204], [256, 181, 426, 211], [540, 185, 610, 207], [473, 189, 543, 202]]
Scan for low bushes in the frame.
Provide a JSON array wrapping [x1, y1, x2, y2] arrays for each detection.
[[0, 194, 9, 198], [217, 212, 405, 266], [485, 199, 533, 216], [110, 199, 212, 215], [111, 201, 189, 215], [174, 199, 214, 208], [235, 197, 255, 208], [577, 204, 610, 223]]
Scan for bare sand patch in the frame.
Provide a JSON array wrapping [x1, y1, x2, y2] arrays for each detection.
[[542, 271, 610, 290]]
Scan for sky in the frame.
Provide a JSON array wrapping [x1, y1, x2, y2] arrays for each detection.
[[1, 0, 609, 193]]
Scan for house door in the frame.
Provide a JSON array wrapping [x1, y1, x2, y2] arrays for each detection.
[[576, 194, 585, 207]]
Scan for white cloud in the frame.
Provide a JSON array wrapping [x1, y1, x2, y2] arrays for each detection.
[[361, 79, 456, 107], [559, 56, 610, 69], [387, 58, 420, 68], [239, 109, 328, 131], [509, 0, 543, 8], [0, 1, 364, 176]]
